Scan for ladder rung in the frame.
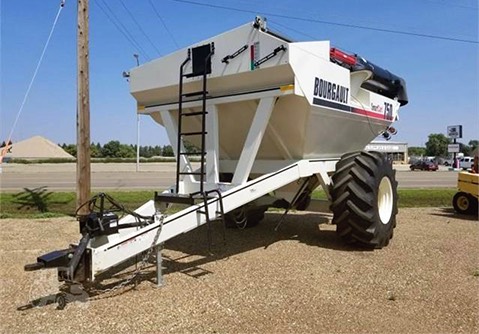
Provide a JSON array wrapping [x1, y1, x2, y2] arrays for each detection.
[[181, 111, 208, 117], [182, 91, 208, 97], [180, 131, 207, 136], [179, 172, 205, 175]]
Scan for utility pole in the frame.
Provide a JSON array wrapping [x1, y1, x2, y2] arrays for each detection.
[[76, 0, 91, 214], [134, 54, 140, 172]]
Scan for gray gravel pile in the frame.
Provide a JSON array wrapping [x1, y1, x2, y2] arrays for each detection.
[[0, 208, 477, 333]]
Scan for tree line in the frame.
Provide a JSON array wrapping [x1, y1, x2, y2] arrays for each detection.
[[53, 135, 474, 159], [408, 134, 478, 157], [59, 141, 181, 158]]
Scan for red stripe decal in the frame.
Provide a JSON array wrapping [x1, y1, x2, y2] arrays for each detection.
[[352, 108, 393, 121]]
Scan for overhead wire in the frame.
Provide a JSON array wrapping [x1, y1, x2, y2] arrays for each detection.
[[148, 0, 180, 48], [4, 0, 66, 147], [93, 0, 152, 60], [168, 0, 478, 44], [418, 0, 478, 10], [268, 20, 315, 41], [118, 0, 162, 56]]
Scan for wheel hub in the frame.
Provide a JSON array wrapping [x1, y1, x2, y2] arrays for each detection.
[[378, 176, 393, 225], [457, 196, 470, 211]]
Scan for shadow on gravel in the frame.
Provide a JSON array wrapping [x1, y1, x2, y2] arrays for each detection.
[[17, 212, 367, 311], [17, 211, 365, 309], [430, 208, 478, 222], [76, 211, 361, 293], [161, 211, 363, 277]]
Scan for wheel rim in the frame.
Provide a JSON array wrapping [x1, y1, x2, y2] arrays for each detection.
[[378, 176, 393, 225], [457, 196, 470, 211]]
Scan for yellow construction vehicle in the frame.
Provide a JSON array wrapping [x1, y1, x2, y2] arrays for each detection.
[[452, 151, 478, 215]]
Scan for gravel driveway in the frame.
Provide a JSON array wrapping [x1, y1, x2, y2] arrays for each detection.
[[0, 208, 477, 333]]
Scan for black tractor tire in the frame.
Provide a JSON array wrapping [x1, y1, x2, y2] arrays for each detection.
[[224, 206, 266, 229], [453, 192, 478, 215], [219, 173, 268, 228], [330, 151, 398, 248]]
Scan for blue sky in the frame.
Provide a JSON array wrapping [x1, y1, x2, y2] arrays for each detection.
[[1, 0, 477, 148]]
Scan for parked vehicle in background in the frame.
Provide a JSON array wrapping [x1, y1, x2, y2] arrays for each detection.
[[443, 158, 453, 166], [459, 156, 473, 170], [410, 160, 438, 171]]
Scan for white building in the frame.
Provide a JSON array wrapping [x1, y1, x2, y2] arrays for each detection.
[[365, 141, 408, 163]]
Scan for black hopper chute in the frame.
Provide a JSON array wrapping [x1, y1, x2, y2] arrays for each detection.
[[353, 56, 408, 106]]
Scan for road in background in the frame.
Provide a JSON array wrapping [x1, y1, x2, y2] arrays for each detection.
[[0, 163, 458, 192], [0, 163, 179, 192]]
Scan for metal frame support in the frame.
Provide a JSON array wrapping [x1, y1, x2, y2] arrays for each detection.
[[88, 159, 337, 279], [155, 243, 164, 287], [232, 97, 276, 184], [316, 170, 333, 201], [206, 105, 220, 184]]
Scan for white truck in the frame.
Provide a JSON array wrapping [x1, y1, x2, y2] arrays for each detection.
[[460, 156, 474, 170]]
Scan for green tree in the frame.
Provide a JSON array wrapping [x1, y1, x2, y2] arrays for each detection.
[[184, 140, 200, 154], [408, 146, 426, 157], [117, 145, 135, 158], [102, 140, 136, 158], [139, 146, 148, 158], [425, 133, 450, 157], [468, 140, 478, 152], [153, 145, 162, 156], [63, 144, 77, 157], [90, 142, 102, 157], [102, 140, 121, 157], [459, 142, 471, 156], [162, 145, 174, 157]]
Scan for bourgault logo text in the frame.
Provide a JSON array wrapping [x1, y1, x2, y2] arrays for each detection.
[[313, 77, 349, 104]]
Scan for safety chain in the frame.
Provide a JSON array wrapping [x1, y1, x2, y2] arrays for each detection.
[[86, 212, 165, 299]]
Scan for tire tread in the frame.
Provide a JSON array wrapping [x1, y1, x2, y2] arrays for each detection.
[[331, 151, 397, 248]]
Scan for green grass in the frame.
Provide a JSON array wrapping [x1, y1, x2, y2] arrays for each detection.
[[0, 190, 154, 219], [396, 189, 456, 208], [313, 188, 456, 208], [0, 188, 457, 219]]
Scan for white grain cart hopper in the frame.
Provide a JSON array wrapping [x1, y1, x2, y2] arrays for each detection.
[[25, 17, 408, 308]]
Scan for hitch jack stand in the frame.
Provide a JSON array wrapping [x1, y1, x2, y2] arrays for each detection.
[[156, 244, 164, 287]]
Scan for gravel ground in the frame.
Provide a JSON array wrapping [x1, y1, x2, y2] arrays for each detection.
[[0, 208, 477, 334]]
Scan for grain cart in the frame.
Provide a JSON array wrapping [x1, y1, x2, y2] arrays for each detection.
[[25, 17, 408, 308]]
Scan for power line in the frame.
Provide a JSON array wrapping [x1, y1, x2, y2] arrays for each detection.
[[148, 0, 180, 48], [419, 0, 478, 10], [93, 0, 152, 60], [94, 0, 151, 60], [169, 0, 478, 44], [268, 20, 315, 41], [118, 0, 162, 56], [192, 0, 479, 11], [6, 1, 66, 144]]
